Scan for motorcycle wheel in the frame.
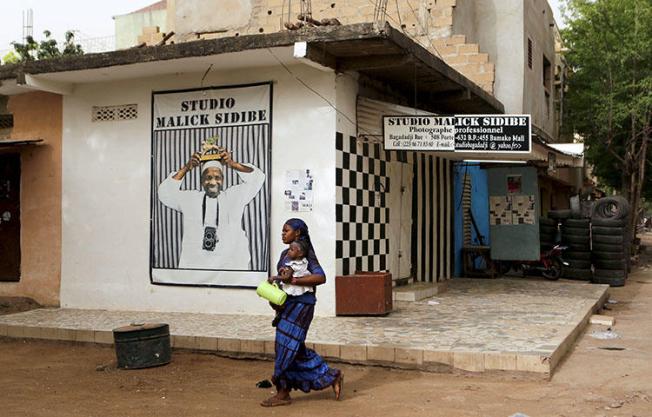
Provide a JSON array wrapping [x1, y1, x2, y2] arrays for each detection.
[[542, 259, 562, 280], [496, 261, 512, 276]]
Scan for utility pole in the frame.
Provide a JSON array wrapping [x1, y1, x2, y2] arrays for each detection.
[[22, 9, 33, 42]]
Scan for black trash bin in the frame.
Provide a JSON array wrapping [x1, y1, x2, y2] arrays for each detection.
[[113, 323, 171, 369]]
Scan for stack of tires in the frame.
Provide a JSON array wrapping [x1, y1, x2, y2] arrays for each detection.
[[560, 218, 592, 280], [591, 197, 631, 287], [539, 217, 559, 248]]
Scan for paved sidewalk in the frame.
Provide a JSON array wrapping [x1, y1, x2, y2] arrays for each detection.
[[0, 278, 608, 376]]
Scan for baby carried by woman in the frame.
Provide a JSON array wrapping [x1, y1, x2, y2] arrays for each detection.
[[270, 239, 312, 326]]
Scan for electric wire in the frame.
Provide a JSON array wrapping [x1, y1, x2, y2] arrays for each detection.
[[360, 0, 435, 54], [266, 47, 374, 137], [405, 0, 443, 58], [200, 64, 213, 90], [267, 1, 464, 139]]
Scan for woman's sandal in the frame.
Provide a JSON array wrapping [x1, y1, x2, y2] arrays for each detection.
[[332, 373, 344, 400], [260, 396, 292, 407]]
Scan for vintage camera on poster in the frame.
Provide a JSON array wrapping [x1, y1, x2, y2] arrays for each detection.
[[202, 226, 218, 251]]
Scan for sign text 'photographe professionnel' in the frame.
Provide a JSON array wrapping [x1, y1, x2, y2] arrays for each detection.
[[383, 115, 531, 153]]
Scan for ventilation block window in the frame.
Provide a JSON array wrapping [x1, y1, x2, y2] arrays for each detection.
[[0, 114, 13, 129], [92, 104, 138, 122], [527, 38, 533, 70]]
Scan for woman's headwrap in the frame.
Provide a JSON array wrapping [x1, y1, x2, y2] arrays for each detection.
[[285, 218, 316, 260]]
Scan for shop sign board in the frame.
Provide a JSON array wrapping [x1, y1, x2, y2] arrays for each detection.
[[383, 114, 531, 153]]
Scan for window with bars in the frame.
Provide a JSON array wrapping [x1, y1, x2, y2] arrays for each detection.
[[0, 114, 13, 129], [543, 55, 552, 90], [92, 104, 138, 122], [543, 54, 552, 119]]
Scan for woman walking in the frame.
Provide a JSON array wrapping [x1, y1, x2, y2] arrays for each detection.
[[261, 218, 343, 407]]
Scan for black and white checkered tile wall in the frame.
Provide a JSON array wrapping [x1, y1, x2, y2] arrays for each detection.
[[335, 131, 453, 281], [335, 132, 394, 275]]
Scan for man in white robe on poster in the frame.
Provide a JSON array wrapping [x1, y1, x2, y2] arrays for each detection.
[[158, 145, 265, 270]]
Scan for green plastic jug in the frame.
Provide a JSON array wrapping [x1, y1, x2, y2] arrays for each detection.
[[256, 281, 287, 306]]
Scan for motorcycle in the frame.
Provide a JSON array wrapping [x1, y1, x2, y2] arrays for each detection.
[[499, 244, 569, 280]]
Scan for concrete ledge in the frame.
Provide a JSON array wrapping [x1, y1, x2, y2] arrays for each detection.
[[484, 352, 517, 371], [549, 285, 610, 371], [367, 346, 395, 363], [0, 326, 554, 375], [0, 279, 609, 377], [94, 330, 114, 344]]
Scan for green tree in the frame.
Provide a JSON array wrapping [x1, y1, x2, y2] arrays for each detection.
[[1, 51, 20, 65], [36, 30, 61, 60], [11, 35, 39, 62], [61, 31, 84, 56], [562, 0, 652, 230], [10, 30, 84, 63]]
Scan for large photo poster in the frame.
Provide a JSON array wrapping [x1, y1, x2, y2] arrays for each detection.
[[150, 82, 272, 287]]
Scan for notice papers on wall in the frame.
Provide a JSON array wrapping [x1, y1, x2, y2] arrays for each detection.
[[383, 114, 531, 153], [489, 195, 536, 225], [284, 169, 314, 212]]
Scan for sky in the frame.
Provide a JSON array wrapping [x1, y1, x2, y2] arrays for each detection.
[[0, 0, 567, 55], [549, 0, 566, 27], [0, 0, 155, 54]]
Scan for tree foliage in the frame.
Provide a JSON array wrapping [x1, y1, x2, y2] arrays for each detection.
[[1, 51, 20, 65], [9, 30, 84, 63], [562, 0, 652, 224]]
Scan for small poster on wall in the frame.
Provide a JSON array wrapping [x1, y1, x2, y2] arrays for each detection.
[[284, 169, 314, 212], [507, 175, 522, 194], [490, 196, 512, 225], [490, 195, 536, 225], [512, 195, 536, 224]]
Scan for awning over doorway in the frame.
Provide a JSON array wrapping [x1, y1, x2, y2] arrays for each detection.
[[0, 139, 43, 149]]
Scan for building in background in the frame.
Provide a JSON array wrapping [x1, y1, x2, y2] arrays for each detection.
[[114, 0, 168, 49], [449, 0, 561, 142], [0, 92, 62, 306]]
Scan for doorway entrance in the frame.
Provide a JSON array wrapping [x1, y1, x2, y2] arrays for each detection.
[[0, 153, 20, 281], [387, 153, 454, 285], [387, 160, 413, 283]]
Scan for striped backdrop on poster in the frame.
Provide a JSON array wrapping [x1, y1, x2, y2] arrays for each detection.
[[151, 124, 270, 271]]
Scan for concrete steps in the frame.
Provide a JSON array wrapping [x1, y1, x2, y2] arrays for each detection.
[[393, 282, 445, 302]]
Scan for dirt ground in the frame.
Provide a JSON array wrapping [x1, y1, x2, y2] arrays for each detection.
[[2, 262, 652, 416], [0, 296, 40, 316]]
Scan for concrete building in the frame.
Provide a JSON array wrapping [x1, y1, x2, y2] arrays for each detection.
[[447, 0, 590, 247], [0, 0, 583, 313], [117, 0, 565, 140], [114, 0, 168, 49], [0, 92, 62, 306], [452, 0, 559, 140], [126, 0, 497, 94], [0, 22, 511, 314]]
